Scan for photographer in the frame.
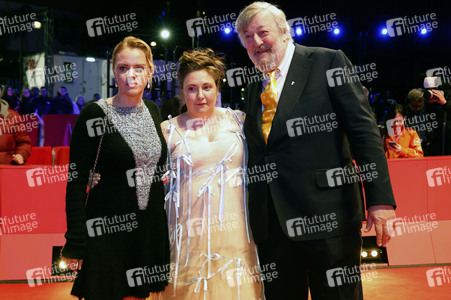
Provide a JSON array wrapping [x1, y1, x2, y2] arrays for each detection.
[[403, 80, 451, 155]]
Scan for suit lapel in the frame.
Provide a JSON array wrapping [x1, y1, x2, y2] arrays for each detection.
[[248, 81, 266, 147], [267, 45, 313, 146]]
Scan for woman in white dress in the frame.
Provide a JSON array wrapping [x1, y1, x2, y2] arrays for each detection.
[[160, 48, 263, 299]]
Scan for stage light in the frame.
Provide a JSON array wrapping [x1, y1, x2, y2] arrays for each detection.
[[371, 250, 379, 257], [32, 21, 42, 29], [241, 88, 245, 92], [59, 260, 68, 269], [161, 29, 170, 39], [420, 28, 427, 35], [224, 27, 232, 34], [150, 41, 157, 47], [86, 57, 95, 62], [381, 28, 388, 35], [333, 28, 340, 35], [295, 27, 303, 36], [361, 251, 368, 258], [222, 78, 227, 83]]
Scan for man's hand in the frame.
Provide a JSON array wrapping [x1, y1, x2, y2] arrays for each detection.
[[12, 154, 24, 165], [365, 205, 397, 247], [429, 89, 447, 105]]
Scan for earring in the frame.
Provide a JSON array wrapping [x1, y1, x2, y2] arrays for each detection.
[[147, 81, 151, 89], [114, 79, 118, 88]]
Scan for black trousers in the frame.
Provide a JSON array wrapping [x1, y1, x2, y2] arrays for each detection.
[[256, 188, 364, 300]]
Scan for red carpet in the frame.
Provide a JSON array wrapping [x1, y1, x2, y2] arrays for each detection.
[[0, 266, 450, 299]]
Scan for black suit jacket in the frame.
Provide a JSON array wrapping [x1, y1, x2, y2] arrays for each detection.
[[243, 44, 397, 243]]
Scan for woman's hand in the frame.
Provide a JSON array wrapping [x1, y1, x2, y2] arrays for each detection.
[[88, 172, 101, 189], [60, 256, 83, 271], [12, 154, 24, 164], [388, 142, 402, 154]]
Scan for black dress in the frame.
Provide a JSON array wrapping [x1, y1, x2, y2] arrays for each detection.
[[62, 99, 170, 299]]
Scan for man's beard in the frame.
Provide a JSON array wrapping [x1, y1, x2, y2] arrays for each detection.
[[251, 47, 277, 73]]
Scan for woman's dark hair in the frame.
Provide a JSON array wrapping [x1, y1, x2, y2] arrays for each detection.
[[385, 104, 405, 122], [177, 48, 226, 91]]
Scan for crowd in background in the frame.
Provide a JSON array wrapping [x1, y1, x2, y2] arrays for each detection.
[[1, 85, 100, 118], [0, 82, 450, 166]]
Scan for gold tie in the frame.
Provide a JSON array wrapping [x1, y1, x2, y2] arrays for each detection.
[[261, 70, 278, 144]]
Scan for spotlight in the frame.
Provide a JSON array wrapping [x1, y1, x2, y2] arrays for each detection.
[[59, 260, 68, 269], [32, 21, 42, 29], [222, 78, 227, 83], [241, 88, 245, 92], [150, 41, 157, 47], [161, 29, 170, 39], [295, 27, 303, 36], [333, 28, 340, 35], [362, 237, 387, 263], [224, 27, 232, 34], [86, 57, 95, 62], [420, 28, 427, 35], [381, 28, 388, 35]]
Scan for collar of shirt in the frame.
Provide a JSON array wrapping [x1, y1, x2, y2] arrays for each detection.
[[261, 42, 295, 106]]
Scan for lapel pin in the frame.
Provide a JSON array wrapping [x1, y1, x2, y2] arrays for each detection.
[[291, 81, 295, 85]]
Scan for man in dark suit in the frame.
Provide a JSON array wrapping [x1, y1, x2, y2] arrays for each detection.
[[236, 2, 397, 299]]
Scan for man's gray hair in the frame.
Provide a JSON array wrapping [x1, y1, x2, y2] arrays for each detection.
[[236, 2, 293, 46]]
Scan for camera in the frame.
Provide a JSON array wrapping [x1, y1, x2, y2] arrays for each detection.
[[423, 76, 451, 102]]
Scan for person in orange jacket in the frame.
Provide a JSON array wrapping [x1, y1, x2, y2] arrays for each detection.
[[383, 104, 423, 159], [0, 98, 32, 164]]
